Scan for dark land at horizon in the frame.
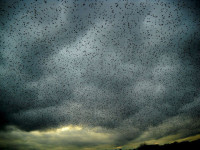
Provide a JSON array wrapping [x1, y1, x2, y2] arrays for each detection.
[[115, 139, 200, 150]]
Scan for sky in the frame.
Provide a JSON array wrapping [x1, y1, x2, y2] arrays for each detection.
[[0, 0, 200, 149]]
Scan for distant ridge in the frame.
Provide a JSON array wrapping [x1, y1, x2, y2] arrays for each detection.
[[115, 139, 200, 150]]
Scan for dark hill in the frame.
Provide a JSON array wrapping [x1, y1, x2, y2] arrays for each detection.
[[136, 139, 200, 150], [115, 139, 200, 150]]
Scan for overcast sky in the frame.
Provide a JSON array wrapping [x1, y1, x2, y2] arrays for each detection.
[[0, 0, 200, 149]]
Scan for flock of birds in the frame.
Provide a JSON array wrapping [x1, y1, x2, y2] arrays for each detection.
[[0, 1, 200, 147]]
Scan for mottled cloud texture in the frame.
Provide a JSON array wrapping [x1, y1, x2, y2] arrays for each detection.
[[0, 0, 200, 149]]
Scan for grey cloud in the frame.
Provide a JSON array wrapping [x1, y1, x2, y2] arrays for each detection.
[[135, 115, 200, 143], [0, 0, 200, 146]]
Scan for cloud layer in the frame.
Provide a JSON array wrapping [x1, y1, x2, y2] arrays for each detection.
[[0, 0, 200, 147]]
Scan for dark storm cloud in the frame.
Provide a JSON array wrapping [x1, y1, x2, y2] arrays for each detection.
[[0, 0, 200, 146]]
